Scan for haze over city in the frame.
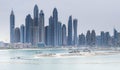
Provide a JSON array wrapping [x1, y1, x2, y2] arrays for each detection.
[[0, 0, 120, 42]]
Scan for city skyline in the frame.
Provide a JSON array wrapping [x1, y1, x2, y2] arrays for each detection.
[[10, 5, 79, 46], [1, 0, 120, 42], [9, 5, 120, 47]]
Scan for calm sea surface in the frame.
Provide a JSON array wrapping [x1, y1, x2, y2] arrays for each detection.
[[0, 49, 120, 70]]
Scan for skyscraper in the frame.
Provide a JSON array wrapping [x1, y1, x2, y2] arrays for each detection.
[[114, 29, 118, 40], [117, 33, 120, 46], [34, 5, 39, 26], [68, 16, 73, 46], [62, 24, 67, 46], [113, 29, 118, 46], [53, 8, 58, 46], [91, 30, 96, 46], [33, 5, 39, 45], [58, 22, 62, 46], [25, 14, 33, 43], [78, 33, 85, 46], [10, 10, 15, 43], [86, 30, 91, 46], [49, 16, 54, 46], [100, 31, 105, 46], [73, 19, 78, 46], [39, 10, 45, 44], [45, 26, 49, 45], [14, 27, 20, 43], [104, 32, 111, 46], [96, 36, 101, 46], [20, 24, 25, 43]]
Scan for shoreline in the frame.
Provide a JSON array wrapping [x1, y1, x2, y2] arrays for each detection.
[[34, 51, 120, 58], [0, 47, 120, 51], [0, 47, 120, 58]]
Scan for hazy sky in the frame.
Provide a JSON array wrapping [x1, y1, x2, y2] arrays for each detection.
[[0, 0, 120, 42]]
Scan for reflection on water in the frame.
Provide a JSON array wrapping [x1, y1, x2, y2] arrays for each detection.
[[0, 49, 120, 70]]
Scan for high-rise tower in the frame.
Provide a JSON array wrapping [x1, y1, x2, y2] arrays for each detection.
[[113, 29, 118, 46], [39, 10, 45, 44], [49, 16, 54, 46], [58, 22, 62, 46], [53, 8, 58, 46], [33, 5, 39, 45], [91, 30, 96, 46], [62, 24, 67, 46], [100, 31, 105, 46], [25, 14, 33, 44], [86, 30, 91, 46], [79, 33, 85, 46], [68, 16, 72, 46], [73, 19, 78, 46], [20, 24, 25, 43], [14, 27, 20, 43], [10, 10, 15, 43], [34, 5, 39, 26], [45, 26, 49, 45]]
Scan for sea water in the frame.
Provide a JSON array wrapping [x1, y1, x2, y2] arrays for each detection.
[[0, 49, 120, 70]]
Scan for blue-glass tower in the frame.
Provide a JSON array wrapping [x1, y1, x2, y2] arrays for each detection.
[[49, 16, 54, 46], [25, 14, 33, 43], [91, 30, 96, 46], [45, 26, 49, 45], [100, 31, 105, 46], [10, 10, 15, 43], [79, 33, 85, 46], [34, 5, 39, 26], [15, 27, 20, 43], [53, 8, 58, 46], [86, 30, 91, 46], [39, 10, 45, 44], [20, 24, 25, 43], [68, 16, 73, 46], [58, 22, 62, 46], [33, 5, 39, 45], [73, 19, 78, 46], [62, 24, 67, 46], [113, 29, 118, 46]]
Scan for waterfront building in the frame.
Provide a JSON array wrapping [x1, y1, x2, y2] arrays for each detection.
[[20, 24, 25, 43], [33, 5, 39, 26], [33, 5, 39, 45], [45, 26, 49, 46], [100, 31, 105, 46], [10, 10, 15, 43], [58, 22, 62, 46], [86, 30, 91, 46], [117, 33, 120, 46], [91, 30, 96, 46], [78, 33, 85, 46], [62, 24, 67, 46], [48, 16, 54, 46], [96, 36, 101, 46], [68, 16, 73, 46], [113, 29, 118, 46], [25, 14, 33, 44], [53, 8, 58, 46], [39, 10, 45, 44], [15, 27, 20, 43], [73, 19, 78, 46], [104, 32, 111, 46]]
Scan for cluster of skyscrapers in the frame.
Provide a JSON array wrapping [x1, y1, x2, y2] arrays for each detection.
[[10, 5, 120, 47], [10, 5, 78, 47], [78, 29, 120, 47]]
